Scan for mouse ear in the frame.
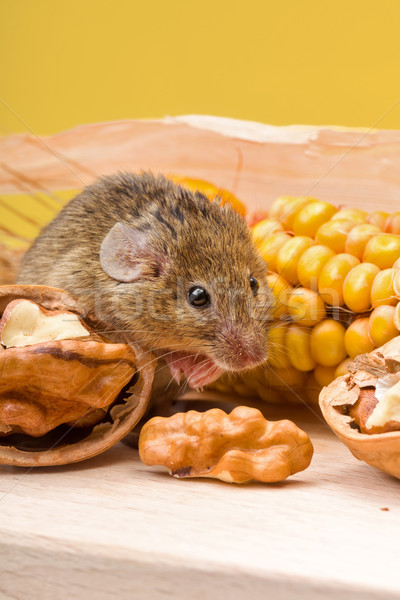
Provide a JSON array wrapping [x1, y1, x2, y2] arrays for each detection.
[[100, 222, 162, 282]]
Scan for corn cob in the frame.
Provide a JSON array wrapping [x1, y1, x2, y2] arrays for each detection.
[[212, 196, 400, 404]]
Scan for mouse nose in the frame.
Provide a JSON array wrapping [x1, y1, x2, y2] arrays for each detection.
[[219, 321, 267, 370], [239, 348, 265, 367], [235, 345, 266, 368]]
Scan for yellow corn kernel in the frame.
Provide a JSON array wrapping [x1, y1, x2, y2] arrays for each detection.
[[363, 234, 400, 269], [344, 318, 375, 359], [310, 319, 347, 366], [249, 212, 269, 228], [231, 382, 257, 397], [331, 208, 367, 225], [344, 224, 381, 259], [342, 263, 380, 312], [276, 235, 314, 285], [291, 200, 337, 237], [394, 303, 400, 330], [239, 368, 265, 389], [370, 268, 397, 307], [297, 245, 336, 291], [366, 211, 388, 230], [315, 219, 356, 253], [269, 196, 303, 229], [239, 373, 287, 403], [286, 324, 316, 372], [259, 365, 307, 389], [287, 287, 326, 325], [314, 364, 337, 387], [284, 197, 318, 230], [392, 268, 400, 297], [371, 268, 398, 308], [239, 364, 271, 390], [170, 175, 247, 216], [267, 323, 291, 369], [368, 305, 398, 347], [318, 253, 360, 306], [266, 272, 293, 318], [305, 373, 324, 405], [252, 218, 284, 246], [393, 257, 400, 270], [257, 232, 292, 272], [385, 212, 400, 234], [209, 381, 234, 394], [254, 384, 287, 404], [269, 195, 296, 222], [334, 357, 353, 378]]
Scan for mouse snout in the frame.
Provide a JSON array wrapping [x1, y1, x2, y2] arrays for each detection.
[[217, 320, 267, 371]]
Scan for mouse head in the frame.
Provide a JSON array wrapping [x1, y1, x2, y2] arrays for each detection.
[[99, 188, 274, 388]]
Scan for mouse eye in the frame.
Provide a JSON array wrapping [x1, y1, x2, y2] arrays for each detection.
[[187, 286, 211, 308], [250, 275, 259, 296]]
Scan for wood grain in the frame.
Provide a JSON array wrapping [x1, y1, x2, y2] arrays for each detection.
[[0, 402, 399, 599]]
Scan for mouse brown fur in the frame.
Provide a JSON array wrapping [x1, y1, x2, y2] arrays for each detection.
[[18, 172, 273, 388]]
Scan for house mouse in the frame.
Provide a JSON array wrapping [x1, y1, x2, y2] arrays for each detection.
[[17, 172, 273, 390]]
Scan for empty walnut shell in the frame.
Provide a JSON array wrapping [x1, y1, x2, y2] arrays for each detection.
[[0, 285, 155, 466], [319, 336, 400, 479]]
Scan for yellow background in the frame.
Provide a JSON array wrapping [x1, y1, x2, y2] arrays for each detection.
[[1, 0, 400, 135]]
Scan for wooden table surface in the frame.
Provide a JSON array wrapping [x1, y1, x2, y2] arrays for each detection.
[[0, 400, 399, 600]]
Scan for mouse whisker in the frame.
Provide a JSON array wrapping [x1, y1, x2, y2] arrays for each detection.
[[161, 353, 201, 395], [267, 340, 289, 353], [132, 348, 199, 374], [139, 349, 205, 378]]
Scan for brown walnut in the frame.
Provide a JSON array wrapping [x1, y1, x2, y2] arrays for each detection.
[[139, 405, 313, 483], [0, 285, 155, 466], [319, 336, 400, 478]]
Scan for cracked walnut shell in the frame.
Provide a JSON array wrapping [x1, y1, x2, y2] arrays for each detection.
[[0, 285, 155, 466], [319, 336, 400, 478], [139, 405, 313, 483]]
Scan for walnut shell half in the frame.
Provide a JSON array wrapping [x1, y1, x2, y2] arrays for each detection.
[[319, 336, 400, 479], [0, 285, 155, 466]]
